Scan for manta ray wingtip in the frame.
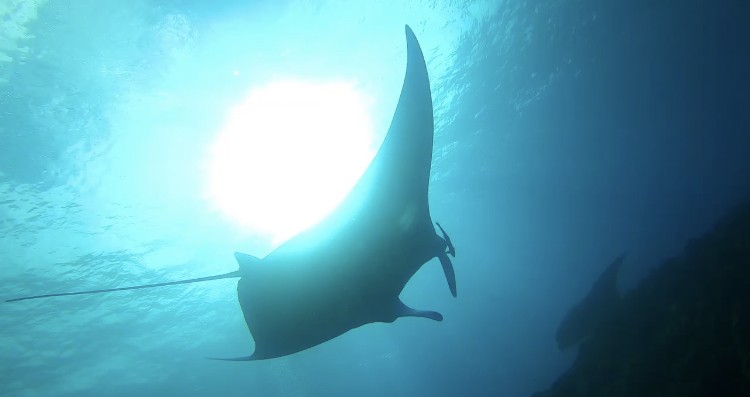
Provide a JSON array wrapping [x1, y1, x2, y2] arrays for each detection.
[[205, 355, 255, 362], [404, 24, 418, 41]]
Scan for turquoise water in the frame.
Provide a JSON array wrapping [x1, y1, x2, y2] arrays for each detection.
[[2, 1, 749, 396]]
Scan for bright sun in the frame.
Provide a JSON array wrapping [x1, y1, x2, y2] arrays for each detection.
[[206, 80, 376, 245]]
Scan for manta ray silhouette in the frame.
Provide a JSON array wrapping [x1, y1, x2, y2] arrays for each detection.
[[555, 253, 625, 350], [7, 25, 457, 361]]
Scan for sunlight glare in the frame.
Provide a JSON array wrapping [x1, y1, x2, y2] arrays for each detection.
[[207, 80, 376, 245]]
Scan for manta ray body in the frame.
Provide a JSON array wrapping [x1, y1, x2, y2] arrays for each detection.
[[8, 25, 457, 361]]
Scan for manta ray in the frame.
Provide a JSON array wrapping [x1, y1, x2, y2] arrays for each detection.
[[7, 25, 457, 361], [555, 253, 625, 350]]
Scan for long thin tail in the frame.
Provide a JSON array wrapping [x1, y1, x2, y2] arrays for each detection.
[[6, 271, 241, 303]]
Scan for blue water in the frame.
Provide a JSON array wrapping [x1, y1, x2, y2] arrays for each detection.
[[2, 1, 748, 396]]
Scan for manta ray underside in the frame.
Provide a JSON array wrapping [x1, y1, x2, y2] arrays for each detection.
[[7, 25, 457, 361]]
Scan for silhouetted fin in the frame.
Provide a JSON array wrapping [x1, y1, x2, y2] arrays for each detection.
[[590, 252, 625, 301], [6, 271, 241, 302], [397, 300, 443, 321], [436, 222, 455, 257], [438, 253, 457, 297], [555, 253, 626, 349], [234, 252, 262, 275]]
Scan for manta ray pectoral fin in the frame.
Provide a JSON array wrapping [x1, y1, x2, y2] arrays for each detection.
[[398, 300, 443, 321]]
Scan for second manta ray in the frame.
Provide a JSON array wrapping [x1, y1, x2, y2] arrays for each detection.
[[7, 25, 457, 361]]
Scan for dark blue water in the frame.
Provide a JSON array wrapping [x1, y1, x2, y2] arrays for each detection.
[[1, 1, 748, 396]]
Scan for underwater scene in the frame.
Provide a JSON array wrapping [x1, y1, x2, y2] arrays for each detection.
[[1, 0, 748, 396]]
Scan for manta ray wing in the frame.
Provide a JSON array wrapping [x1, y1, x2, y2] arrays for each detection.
[[232, 25, 456, 361]]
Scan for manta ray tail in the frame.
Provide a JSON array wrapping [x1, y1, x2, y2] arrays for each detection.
[[5, 271, 241, 302]]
